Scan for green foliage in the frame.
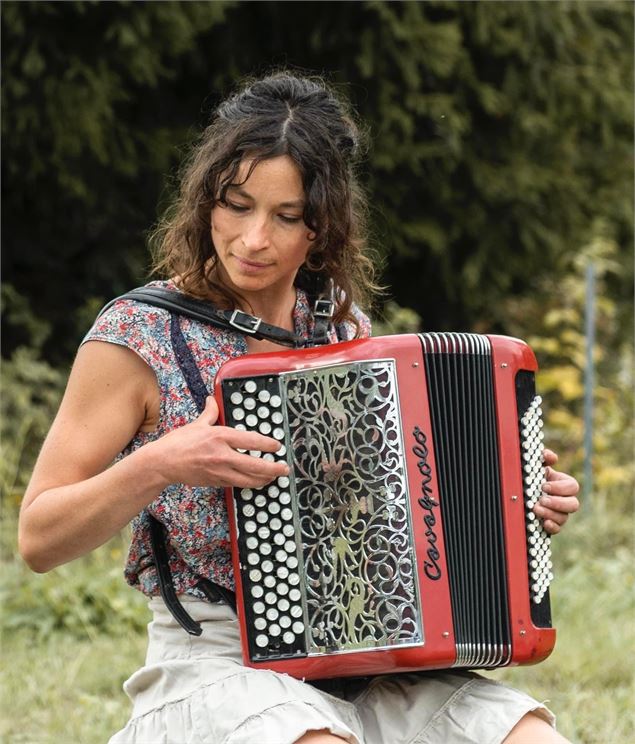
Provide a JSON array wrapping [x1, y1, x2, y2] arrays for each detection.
[[1, 511, 149, 640], [371, 300, 423, 336], [500, 221, 634, 501], [2, 1, 633, 360], [2, 0, 233, 362], [1, 346, 67, 506]]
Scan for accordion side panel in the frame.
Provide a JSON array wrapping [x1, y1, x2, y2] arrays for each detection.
[[489, 336, 556, 666]]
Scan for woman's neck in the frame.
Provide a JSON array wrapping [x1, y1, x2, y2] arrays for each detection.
[[243, 288, 297, 331]]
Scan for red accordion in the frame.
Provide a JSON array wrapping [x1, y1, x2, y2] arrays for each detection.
[[215, 333, 556, 680]]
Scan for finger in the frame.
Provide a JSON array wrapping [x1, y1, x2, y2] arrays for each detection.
[[537, 493, 580, 514], [217, 466, 284, 489], [199, 396, 219, 426], [226, 450, 290, 478], [223, 429, 289, 454], [542, 449, 558, 466], [543, 519, 563, 535], [542, 473, 580, 497], [533, 501, 570, 524]]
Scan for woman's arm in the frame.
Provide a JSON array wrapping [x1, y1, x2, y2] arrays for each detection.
[[18, 341, 288, 572]]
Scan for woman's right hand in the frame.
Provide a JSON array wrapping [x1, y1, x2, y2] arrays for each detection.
[[153, 395, 289, 489]]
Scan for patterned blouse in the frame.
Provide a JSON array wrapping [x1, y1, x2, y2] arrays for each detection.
[[83, 279, 372, 598]]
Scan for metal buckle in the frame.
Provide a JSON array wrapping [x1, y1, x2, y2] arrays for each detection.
[[229, 310, 262, 334], [313, 299, 334, 318]]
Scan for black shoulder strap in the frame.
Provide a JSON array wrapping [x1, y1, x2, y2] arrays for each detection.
[[100, 286, 307, 349]]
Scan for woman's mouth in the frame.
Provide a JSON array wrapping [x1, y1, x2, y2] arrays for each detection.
[[232, 254, 273, 272]]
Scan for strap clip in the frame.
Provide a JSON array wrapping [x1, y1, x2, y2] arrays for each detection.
[[313, 299, 334, 318], [229, 310, 262, 334]]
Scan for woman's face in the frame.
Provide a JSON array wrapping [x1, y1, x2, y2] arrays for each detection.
[[211, 155, 313, 312]]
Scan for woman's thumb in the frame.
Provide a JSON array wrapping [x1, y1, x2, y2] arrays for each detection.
[[199, 395, 219, 425]]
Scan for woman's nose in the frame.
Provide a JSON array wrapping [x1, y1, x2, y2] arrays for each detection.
[[242, 215, 270, 251]]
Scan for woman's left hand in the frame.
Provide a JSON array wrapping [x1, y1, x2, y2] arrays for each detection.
[[533, 449, 580, 534]]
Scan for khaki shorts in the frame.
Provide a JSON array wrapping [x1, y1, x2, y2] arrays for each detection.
[[109, 597, 555, 744]]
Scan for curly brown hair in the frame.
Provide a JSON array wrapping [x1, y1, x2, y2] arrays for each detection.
[[151, 72, 380, 334]]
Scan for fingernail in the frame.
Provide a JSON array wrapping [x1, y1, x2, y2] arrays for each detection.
[[540, 495, 551, 506], [542, 483, 551, 494]]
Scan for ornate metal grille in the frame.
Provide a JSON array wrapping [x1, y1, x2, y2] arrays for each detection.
[[281, 360, 422, 654]]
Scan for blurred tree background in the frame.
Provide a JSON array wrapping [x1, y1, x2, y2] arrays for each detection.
[[1, 2, 633, 742]]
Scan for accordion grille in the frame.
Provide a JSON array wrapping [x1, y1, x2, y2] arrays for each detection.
[[419, 333, 511, 667]]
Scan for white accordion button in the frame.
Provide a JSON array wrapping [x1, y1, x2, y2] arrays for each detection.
[[244, 380, 257, 394]]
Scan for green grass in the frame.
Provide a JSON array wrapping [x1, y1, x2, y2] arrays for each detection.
[[485, 508, 635, 743], [1, 504, 633, 743], [0, 631, 147, 743]]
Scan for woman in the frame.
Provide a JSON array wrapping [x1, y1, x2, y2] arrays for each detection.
[[19, 72, 580, 744]]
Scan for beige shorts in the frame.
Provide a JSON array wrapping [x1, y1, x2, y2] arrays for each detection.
[[109, 597, 555, 744]]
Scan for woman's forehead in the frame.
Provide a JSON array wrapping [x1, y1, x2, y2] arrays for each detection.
[[231, 155, 305, 200]]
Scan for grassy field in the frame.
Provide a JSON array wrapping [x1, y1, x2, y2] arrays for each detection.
[[2, 498, 633, 744]]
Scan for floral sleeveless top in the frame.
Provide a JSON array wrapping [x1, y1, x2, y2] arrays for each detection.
[[83, 280, 372, 598]]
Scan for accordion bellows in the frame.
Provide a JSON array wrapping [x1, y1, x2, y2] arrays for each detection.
[[215, 333, 556, 680]]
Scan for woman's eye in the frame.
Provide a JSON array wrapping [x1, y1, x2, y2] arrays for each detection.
[[227, 201, 249, 213], [279, 214, 302, 224]]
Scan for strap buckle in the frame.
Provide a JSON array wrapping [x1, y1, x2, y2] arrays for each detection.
[[313, 299, 334, 318], [229, 310, 262, 334]]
